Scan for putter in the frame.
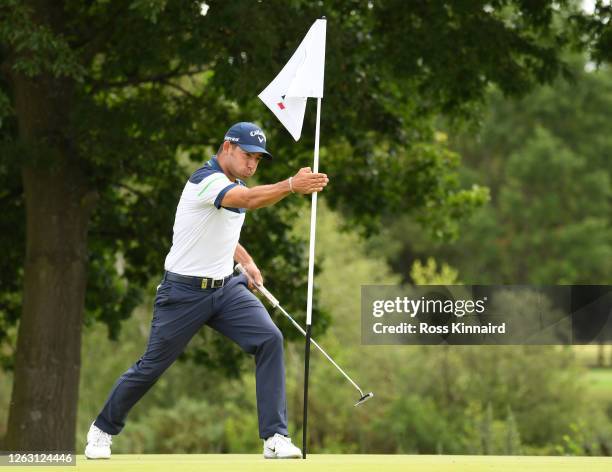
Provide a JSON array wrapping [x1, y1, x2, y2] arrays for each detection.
[[235, 263, 374, 407]]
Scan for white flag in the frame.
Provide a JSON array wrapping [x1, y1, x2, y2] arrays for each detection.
[[258, 19, 326, 141]]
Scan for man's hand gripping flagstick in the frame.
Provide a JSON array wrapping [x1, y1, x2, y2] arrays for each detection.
[[235, 263, 374, 407]]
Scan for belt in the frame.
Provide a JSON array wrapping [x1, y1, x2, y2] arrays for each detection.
[[164, 271, 233, 289]]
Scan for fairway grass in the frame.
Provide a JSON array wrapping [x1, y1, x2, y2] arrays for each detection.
[[9, 454, 612, 472]]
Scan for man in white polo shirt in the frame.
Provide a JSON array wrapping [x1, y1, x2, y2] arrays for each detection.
[[85, 122, 328, 459]]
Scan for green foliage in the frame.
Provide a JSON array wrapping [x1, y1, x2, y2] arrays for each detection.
[[410, 258, 460, 284], [505, 407, 523, 455], [324, 138, 489, 238], [372, 0, 575, 117], [374, 57, 612, 285], [569, 1, 612, 65], [458, 64, 612, 284], [385, 394, 451, 454], [457, 402, 524, 455], [495, 127, 611, 283], [128, 0, 169, 24], [0, 0, 85, 79], [122, 397, 226, 453]]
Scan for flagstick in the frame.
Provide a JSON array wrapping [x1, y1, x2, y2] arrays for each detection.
[[303, 96, 322, 459]]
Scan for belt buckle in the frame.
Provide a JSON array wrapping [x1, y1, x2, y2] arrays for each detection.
[[201, 278, 209, 289]]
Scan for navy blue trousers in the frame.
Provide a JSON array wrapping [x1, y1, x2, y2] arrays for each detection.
[[94, 273, 288, 439]]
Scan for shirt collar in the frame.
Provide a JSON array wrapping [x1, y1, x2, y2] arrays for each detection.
[[208, 155, 222, 171]]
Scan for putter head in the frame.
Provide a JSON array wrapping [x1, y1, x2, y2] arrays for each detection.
[[354, 392, 374, 407]]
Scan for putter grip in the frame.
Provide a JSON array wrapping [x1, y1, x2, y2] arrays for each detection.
[[234, 263, 280, 307]]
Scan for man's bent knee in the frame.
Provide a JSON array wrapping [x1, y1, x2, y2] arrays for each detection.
[[274, 327, 284, 343], [264, 327, 284, 349]]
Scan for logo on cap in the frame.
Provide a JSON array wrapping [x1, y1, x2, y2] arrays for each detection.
[[250, 129, 266, 143], [222, 122, 273, 159]]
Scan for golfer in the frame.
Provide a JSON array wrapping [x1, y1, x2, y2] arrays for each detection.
[[85, 122, 329, 459]]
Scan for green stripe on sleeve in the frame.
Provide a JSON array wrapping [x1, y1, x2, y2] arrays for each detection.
[[198, 175, 226, 197]]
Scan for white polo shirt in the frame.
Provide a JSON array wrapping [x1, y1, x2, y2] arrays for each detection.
[[164, 157, 246, 278]]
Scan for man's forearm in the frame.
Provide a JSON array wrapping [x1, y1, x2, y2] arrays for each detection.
[[234, 243, 263, 286], [241, 179, 291, 209], [221, 167, 328, 210], [234, 243, 254, 265]]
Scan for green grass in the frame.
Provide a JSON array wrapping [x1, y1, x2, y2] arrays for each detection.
[[11, 454, 612, 472]]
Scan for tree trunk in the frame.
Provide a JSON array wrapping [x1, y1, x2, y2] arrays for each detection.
[[4, 64, 97, 449]]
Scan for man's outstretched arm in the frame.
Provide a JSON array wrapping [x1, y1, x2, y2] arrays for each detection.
[[221, 167, 328, 210]]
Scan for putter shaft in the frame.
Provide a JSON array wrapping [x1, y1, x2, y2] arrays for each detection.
[[276, 304, 365, 396], [234, 264, 372, 404]]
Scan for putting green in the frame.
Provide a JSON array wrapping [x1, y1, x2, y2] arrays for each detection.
[[9, 454, 612, 472]]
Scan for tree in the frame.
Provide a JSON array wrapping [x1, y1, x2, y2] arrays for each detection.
[[497, 127, 610, 283], [376, 56, 612, 285], [0, 0, 590, 450]]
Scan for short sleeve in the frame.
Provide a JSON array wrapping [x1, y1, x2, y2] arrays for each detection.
[[196, 173, 236, 207]]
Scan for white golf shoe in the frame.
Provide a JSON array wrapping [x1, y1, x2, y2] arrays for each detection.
[[84, 422, 112, 459], [263, 433, 302, 459]]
